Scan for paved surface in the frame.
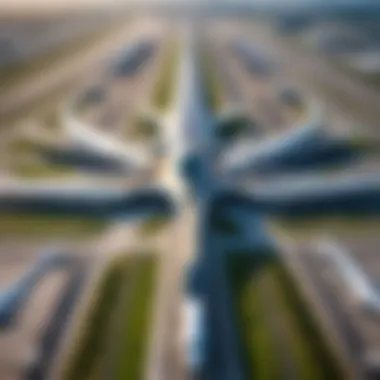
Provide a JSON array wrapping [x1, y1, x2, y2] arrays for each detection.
[[208, 30, 301, 135], [0, 18, 164, 119], [144, 207, 194, 380], [229, 21, 380, 139], [4, 17, 380, 380], [26, 257, 88, 380], [274, 230, 366, 380], [0, 247, 69, 380]]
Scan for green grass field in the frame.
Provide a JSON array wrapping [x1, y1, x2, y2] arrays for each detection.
[[62, 256, 130, 380], [227, 252, 282, 379], [126, 114, 159, 142], [227, 251, 344, 379], [62, 253, 157, 380], [139, 215, 170, 236], [13, 160, 75, 179], [0, 214, 105, 237], [201, 49, 224, 113], [116, 255, 157, 380], [152, 41, 178, 110], [9, 138, 44, 156]]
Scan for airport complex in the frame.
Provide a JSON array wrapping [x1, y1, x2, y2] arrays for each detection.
[[1, 4, 380, 380]]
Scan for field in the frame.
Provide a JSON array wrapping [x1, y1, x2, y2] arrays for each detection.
[[62, 253, 157, 380], [152, 41, 178, 111], [227, 251, 344, 379]]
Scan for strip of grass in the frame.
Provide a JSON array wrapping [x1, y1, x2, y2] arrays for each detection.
[[272, 262, 344, 379], [227, 253, 282, 379], [116, 255, 157, 380], [152, 41, 178, 110], [62, 256, 132, 380], [126, 114, 159, 142], [0, 214, 105, 237], [200, 49, 224, 113], [9, 138, 45, 155], [13, 161, 75, 179], [268, 268, 324, 380], [227, 252, 344, 379], [139, 215, 170, 236], [271, 216, 380, 238]]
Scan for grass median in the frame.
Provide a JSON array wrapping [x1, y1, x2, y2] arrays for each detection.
[[9, 138, 45, 156], [227, 251, 344, 379], [139, 215, 170, 236], [62, 256, 130, 380], [227, 252, 281, 379], [270, 263, 343, 379], [152, 41, 179, 111], [62, 253, 157, 380], [0, 213, 105, 237], [125, 114, 160, 142], [116, 254, 157, 380], [12, 160, 75, 179], [200, 48, 224, 113]]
